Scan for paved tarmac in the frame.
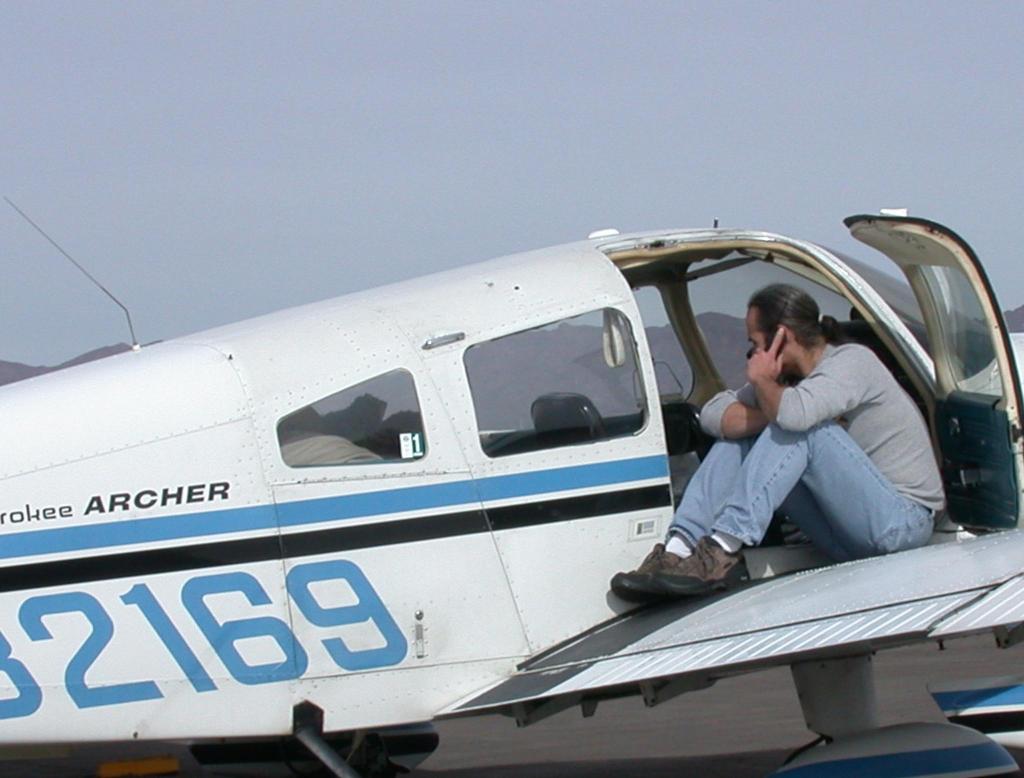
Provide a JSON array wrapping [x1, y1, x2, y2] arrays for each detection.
[[2, 634, 1022, 776]]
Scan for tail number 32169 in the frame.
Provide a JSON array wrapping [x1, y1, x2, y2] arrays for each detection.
[[0, 559, 407, 719]]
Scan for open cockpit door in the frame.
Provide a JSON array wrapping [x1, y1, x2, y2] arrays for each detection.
[[845, 215, 1023, 530]]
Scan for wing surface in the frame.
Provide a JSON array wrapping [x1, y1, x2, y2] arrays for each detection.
[[444, 531, 1024, 721]]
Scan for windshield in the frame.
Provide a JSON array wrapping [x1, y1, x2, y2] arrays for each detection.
[[824, 247, 929, 350]]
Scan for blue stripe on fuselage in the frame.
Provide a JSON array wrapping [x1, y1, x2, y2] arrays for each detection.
[[932, 684, 1024, 712], [0, 455, 668, 562], [275, 455, 668, 526]]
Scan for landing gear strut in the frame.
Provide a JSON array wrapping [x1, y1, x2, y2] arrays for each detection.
[[292, 703, 403, 778]]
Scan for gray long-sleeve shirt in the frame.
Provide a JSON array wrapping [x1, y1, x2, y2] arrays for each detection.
[[700, 343, 945, 512]]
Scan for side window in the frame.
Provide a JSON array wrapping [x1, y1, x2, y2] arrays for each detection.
[[277, 369, 427, 468], [464, 308, 647, 457], [632, 285, 694, 399]]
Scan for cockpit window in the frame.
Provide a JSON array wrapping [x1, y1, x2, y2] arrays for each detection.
[[827, 248, 929, 351], [277, 369, 426, 467], [687, 257, 852, 389], [464, 308, 647, 457]]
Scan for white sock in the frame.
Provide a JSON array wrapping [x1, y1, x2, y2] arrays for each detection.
[[665, 534, 693, 558], [712, 531, 743, 554]]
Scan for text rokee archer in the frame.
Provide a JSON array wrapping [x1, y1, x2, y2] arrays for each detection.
[[0, 482, 232, 526], [0, 504, 73, 525]]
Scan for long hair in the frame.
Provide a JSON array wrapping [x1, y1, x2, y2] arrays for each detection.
[[747, 284, 842, 347]]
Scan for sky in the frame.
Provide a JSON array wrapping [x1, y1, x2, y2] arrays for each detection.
[[2, 1, 1022, 365]]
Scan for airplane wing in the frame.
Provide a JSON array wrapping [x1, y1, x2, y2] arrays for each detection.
[[443, 531, 1024, 724]]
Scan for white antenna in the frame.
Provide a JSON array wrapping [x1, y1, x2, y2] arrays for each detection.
[[5, 197, 140, 351]]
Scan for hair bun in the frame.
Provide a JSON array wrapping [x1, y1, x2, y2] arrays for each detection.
[[820, 314, 840, 342]]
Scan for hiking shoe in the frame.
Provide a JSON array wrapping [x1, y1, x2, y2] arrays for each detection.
[[610, 543, 678, 601], [652, 536, 748, 597], [636, 543, 669, 575]]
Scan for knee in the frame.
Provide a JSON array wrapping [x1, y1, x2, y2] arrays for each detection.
[[804, 421, 855, 453], [764, 423, 807, 446]]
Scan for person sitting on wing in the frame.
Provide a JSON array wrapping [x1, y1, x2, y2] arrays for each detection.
[[612, 283, 945, 599]]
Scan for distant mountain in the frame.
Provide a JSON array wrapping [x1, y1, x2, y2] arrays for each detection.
[[58, 344, 132, 368], [0, 343, 132, 388], [1005, 305, 1024, 332], [0, 360, 48, 387], [693, 312, 749, 388]]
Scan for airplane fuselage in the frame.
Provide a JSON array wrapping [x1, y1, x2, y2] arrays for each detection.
[[2, 218, 1023, 775]]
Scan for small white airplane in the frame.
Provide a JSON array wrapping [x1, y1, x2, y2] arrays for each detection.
[[2, 213, 1024, 777]]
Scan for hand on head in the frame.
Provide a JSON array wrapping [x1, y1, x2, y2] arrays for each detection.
[[747, 327, 785, 386]]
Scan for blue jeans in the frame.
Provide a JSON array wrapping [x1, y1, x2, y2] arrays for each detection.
[[669, 422, 934, 562]]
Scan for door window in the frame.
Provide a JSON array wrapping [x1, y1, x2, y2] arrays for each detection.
[[919, 265, 1001, 396], [464, 308, 647, 457]]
